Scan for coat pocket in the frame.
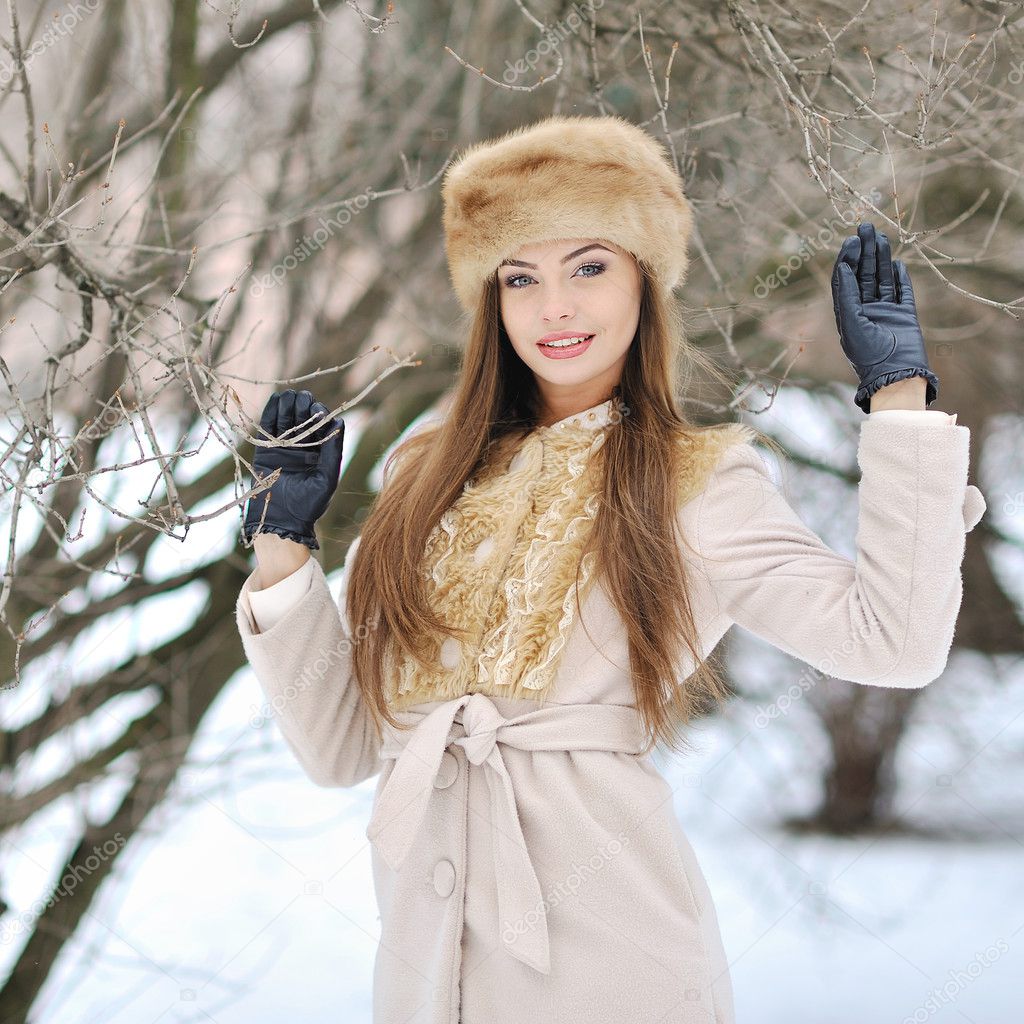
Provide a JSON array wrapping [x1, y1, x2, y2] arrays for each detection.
[[662, 811, 710, 921]]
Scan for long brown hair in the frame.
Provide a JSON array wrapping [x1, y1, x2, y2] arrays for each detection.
[[347, 259, 782, 756]]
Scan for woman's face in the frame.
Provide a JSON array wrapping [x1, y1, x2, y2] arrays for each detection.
[[497, 237, 642, 411]]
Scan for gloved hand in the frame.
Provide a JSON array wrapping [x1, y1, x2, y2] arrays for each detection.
[[830, 221, 940, 415], [242, 389, 345, 550]]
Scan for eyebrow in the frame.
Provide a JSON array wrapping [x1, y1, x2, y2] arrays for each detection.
[[499, 243, 613, 269]]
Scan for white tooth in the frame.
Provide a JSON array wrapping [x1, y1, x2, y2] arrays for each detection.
[[543, 335, 590, 348]]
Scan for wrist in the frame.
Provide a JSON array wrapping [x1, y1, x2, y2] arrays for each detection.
[[253, 532, 312, 589], [869, 375, 927, 412]]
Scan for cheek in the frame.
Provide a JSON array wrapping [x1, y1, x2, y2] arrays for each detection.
[[500, 297, 527, 338], [498, 295, 513, 335], [498, 288, 518, 324]]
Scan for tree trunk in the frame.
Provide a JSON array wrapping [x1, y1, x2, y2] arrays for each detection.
[[790, 684, 920, 834]]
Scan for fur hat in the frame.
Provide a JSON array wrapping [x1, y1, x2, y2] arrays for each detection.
[[440, 114, 695, 315]]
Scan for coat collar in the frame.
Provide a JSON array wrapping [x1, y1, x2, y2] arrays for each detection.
[[534, 398, 617, 434]]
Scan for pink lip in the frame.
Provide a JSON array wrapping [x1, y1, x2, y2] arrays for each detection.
[[537, 330, 595, 344], [536, 334, 594, 360]]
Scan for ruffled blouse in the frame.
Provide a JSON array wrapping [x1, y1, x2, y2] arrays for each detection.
[[386, 399, 753, 710]]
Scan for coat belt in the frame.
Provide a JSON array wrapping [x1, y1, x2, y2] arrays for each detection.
[[365, 692, 649, 975]]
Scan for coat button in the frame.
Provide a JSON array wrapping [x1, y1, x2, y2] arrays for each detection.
[[439, 637, 461, 669], [434, 751, 459, 789], [433, 859, 456, 897], [473, 537, 495, 563]]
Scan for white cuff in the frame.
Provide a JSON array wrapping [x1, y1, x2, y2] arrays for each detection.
[[248, 557, 316, 632], [867, 409, 957, 426]]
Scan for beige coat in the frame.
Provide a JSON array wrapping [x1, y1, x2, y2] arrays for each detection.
[[235, 399, 986, 1024]]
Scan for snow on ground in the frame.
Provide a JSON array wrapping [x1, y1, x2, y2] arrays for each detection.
[[8, 636, 1020, 1024], [661, 642, 1024, 1024]]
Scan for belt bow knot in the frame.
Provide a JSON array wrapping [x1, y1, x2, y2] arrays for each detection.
[[454, 692, 504, 765], [365, 692, 648, 976]]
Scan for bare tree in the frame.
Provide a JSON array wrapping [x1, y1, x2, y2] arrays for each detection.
[[0, 0, 1020, 1017]]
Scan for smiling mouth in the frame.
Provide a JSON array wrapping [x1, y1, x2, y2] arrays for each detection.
[[538, 334, 595, 349]]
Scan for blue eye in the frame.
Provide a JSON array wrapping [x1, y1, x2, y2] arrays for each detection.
[[503, 261, 606, 289]]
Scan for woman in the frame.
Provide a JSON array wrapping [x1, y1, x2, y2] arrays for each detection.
[[235, 115, 986, 1024]]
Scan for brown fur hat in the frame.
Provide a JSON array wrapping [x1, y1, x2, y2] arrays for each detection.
[[441, 114, 694, 314]]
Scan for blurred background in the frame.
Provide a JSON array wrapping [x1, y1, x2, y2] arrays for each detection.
[[0, 1, 1022, 1021]]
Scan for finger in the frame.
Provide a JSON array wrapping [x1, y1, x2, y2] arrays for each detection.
[[835, 234, 860, 271], [876, 230, 895, 303], [308, 400, 333, 440], [318, 417, 346, 476], [292, 391, 328, 444], [857, 222, 879, 302], [894, 260, 917, 311], [832, 235, 861, 307], [258, 392, 281, 439], [293, 389, 314, 425], [278, 389, 297, 438], [835, 261, 864, 315]]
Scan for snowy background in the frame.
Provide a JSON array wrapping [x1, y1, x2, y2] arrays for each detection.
[[8, 644, 1023, 1024], [3, 394, 1021, 1024]]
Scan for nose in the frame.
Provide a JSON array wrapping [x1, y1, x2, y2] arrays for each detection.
[[539, 281, 577, 323]]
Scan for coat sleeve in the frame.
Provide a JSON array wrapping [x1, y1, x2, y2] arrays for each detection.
[[235, 535, 382, 787], [683, 417, 987, 688], [247, 556, 315, 632]]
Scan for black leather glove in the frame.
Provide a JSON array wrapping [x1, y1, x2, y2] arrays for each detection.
[[242, 389, 345, 550], [830, 222, 940, 415]]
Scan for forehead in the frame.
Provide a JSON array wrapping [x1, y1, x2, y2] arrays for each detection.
[[508, 237, 622, 261]]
